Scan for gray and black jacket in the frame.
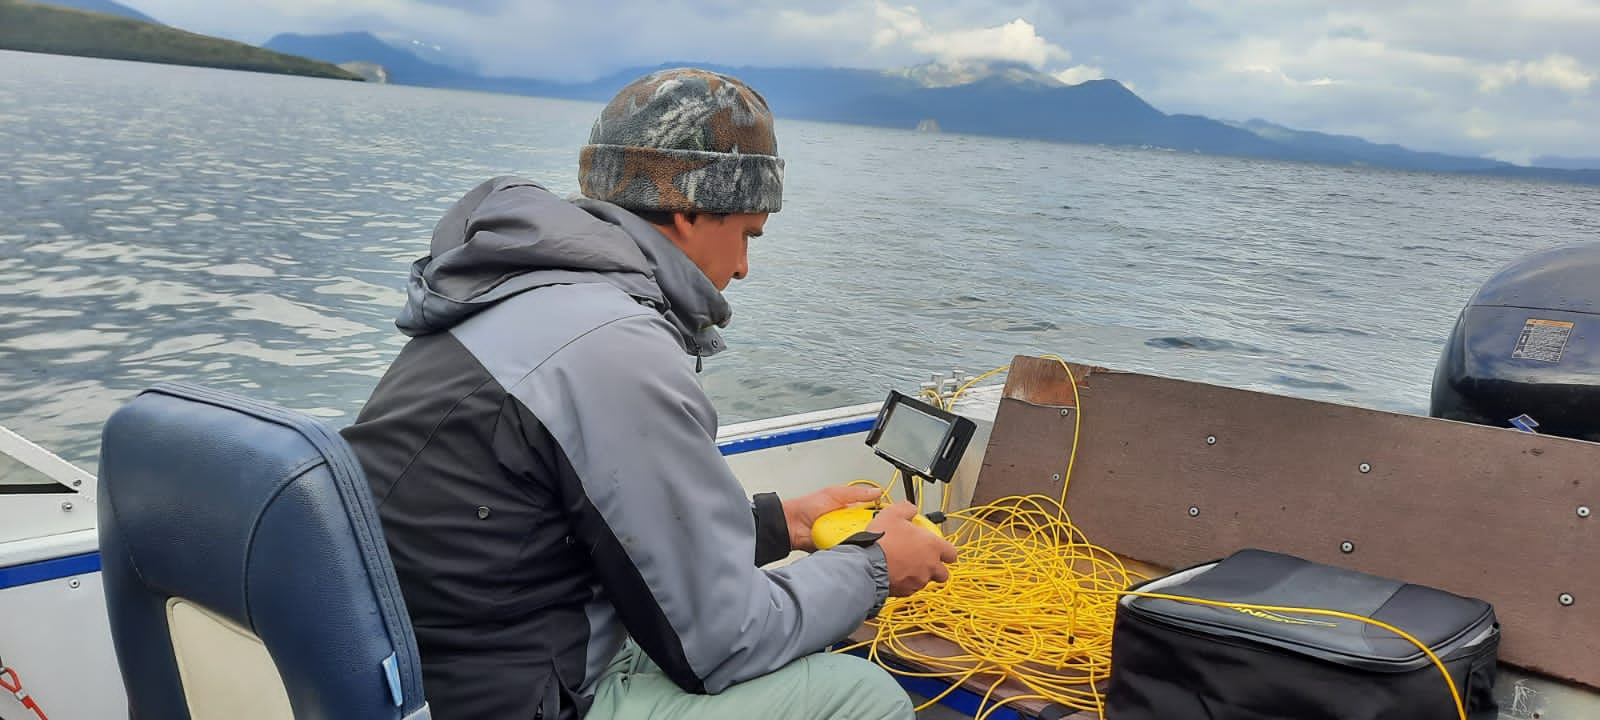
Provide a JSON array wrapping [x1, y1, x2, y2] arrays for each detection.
[[340, 176, 891, 720]]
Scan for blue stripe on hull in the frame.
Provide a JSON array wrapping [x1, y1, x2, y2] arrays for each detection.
[[0, 552, 100, 590], [1, 416, 872, 588], [717, 417, 876, 456]]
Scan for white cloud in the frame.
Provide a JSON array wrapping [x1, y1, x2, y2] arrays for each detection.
[[1527, 54, 1595, 92], [872, 2, 925, 48], [1084, 3, 1600, 160], [1227, 64, 1344, 88], [871, 2, 1071, 68], [1052, 65, 1105, 85], [1479, 54, 1594, 94], [1461, 110, 1498, 141], [136, 0, 456, 42]]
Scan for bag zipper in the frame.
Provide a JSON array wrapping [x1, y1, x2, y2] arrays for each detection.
[[1123, 600, 1496, 673]]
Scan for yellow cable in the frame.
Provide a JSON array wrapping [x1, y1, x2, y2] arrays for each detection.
[[848, 358, 1469, 720], [862, 494, 1145, 716], [847, 476, 894, 504], [947, 365, 1010, 408]]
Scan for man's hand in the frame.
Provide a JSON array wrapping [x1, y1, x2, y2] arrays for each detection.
[[868, 501, 960, 596], [782, 485, 886, 552]]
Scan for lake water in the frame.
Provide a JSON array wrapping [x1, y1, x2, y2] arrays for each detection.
[[3, 50, 1598, 471]]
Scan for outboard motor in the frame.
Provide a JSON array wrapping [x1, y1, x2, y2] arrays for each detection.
[[1430, 243, 1600, 441]]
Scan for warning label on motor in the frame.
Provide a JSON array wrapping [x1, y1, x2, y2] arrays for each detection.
[[1512, 319, 1574, 363]]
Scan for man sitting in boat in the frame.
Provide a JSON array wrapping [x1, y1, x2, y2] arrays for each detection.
[[339, 67, 958, 720]]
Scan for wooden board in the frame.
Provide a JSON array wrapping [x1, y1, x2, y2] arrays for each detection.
[[967, 356, 1095, 507], [971, 355, 1600, 689]]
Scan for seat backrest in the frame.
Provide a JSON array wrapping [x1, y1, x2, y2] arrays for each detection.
[[97, 382, 429, 720]]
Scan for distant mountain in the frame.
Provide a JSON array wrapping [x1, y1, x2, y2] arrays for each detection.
[[888, 59, 1065, 88], [813, 75, 1261, 152], [263, 32, 566, 96], [1228, 119, 1511, 173], [256, 32, 1599, 186], [574, 62, 920, 108], [0, 0, 362, 81], [33, 0, 157, 24], [1531, 156, 1600, 171], [384, 35, 479, 74], [373, 57, 1272, 158], [265, 32, 467, 85], [1465, 165, 1600, 185]]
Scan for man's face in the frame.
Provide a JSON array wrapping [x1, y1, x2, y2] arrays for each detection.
[[676, 213, 766, 291]]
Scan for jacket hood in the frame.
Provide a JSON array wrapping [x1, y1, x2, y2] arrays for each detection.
[[395, 176, 731, 358]]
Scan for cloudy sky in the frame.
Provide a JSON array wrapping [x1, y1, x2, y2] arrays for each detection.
[[130, 0, 1599, 165]]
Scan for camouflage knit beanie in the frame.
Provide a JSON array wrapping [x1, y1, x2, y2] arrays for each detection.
[[579, 67, 783, 214]]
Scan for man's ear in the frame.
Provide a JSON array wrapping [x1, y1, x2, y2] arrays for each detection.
[[670, 212, 700, 245]]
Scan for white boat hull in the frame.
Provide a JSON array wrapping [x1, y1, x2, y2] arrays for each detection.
[[0, 390, 995, 720], [2, 383, 1595, 719]]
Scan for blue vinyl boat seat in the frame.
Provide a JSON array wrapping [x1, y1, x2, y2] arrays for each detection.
[[97, 382, 429, 720]]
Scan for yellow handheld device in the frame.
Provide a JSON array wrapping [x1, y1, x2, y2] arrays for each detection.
[[812, 504, 945, 550]]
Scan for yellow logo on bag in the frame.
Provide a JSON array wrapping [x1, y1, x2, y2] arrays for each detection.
[[1232, 607, 1339, 628]]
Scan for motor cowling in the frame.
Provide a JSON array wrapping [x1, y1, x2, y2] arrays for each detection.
[[1430, 243, 1600, 441]]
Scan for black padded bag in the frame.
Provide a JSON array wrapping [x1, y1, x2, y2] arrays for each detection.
[[1105, 549, 1499, 720]]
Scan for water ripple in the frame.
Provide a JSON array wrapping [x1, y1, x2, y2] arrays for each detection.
[[3, 50, 1598, 470]]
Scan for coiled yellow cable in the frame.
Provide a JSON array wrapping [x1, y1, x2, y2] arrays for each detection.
[[840, 356, 1467, 720]]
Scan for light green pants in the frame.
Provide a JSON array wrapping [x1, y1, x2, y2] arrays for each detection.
[[584, 640, 915, 720]]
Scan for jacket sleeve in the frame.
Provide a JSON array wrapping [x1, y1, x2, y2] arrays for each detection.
[[512, 314, 891, 694], [751, 492, 791, 566]]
